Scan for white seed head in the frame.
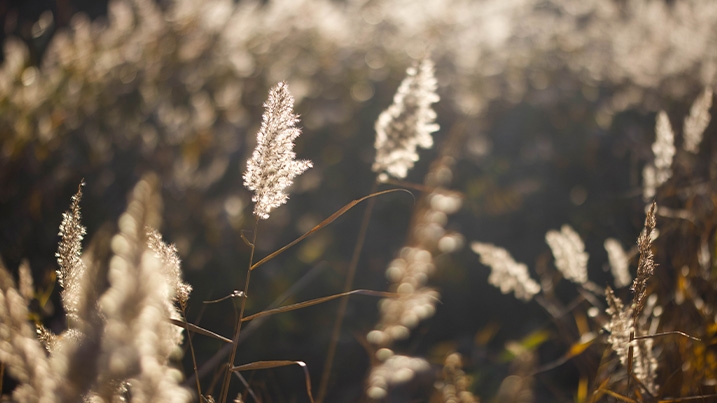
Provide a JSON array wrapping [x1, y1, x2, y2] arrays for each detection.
[[373, 58, 439, 181], [243, 82, 312, 219]]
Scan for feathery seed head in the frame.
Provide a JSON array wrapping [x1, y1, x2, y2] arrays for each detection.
[[604, 287, 633, 366], [366, 353, 430, 400], [56, 181, 88, 321], [146, 228, 192, 309], [56, 182, 86, 288], [632, 202, 657, 318], [643, 111, 675, 200], [683, 87, 713, 154], [243, 82, 312, 219], [604, 286, 658, 394], [471, 242, 541, 301], [545, 225, 589, 284], [0, 263, 55, 401], [373, 58, 439, 182], [604, 238, 631, 288], [652, 111, 675, 182]]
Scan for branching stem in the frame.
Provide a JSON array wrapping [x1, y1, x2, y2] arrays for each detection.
[[220, 217, 259, 402]]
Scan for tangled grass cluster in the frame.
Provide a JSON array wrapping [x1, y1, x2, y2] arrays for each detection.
[[1, 0, 717, 401]]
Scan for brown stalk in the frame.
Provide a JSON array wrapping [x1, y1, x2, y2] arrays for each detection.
[[219, 216, 259, 403], [181, 307, 203, 398]]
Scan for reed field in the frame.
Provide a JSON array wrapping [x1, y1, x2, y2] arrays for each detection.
[[1, 0, 716, 401]]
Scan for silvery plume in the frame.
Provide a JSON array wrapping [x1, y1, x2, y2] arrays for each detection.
[[373, 58, 439, 182], [243, 82, 313, 219]]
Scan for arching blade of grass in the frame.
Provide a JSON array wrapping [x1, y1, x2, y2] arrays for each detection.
[[379, 177, 463, 195], [169, 318, 232, 343], [250, 188, 412, 271], [632, 331, 701, 342], [241, 289, 399, 322], [230, 360, 315, 403]]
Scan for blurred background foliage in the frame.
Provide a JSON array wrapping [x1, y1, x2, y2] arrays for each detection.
[[1, 0, 717, 401]]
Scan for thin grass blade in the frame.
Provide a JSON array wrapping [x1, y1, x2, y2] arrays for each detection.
[[251, 189, 412, 271], [241, 289, 398, 322], [169, 318, 232, 343], [231, 360, 314, 403]]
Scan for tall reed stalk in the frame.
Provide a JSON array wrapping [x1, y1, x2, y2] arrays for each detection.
[[219, 81, 312, 402], [219, 218, 258, 403]]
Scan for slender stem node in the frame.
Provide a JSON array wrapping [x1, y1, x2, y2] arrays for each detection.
[[219, 217, 259, 402], [181, 307, 203, 399]]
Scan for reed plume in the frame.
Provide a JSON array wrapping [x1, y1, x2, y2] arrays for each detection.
[[545, 225, 589, 285], [56, 181, 87, 324], [243, 81, 313, 220], [643, 112, 675, 200], [471, 242, 541, 301], [683, 87, 713, 154], [372, 58, 439, 182]]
